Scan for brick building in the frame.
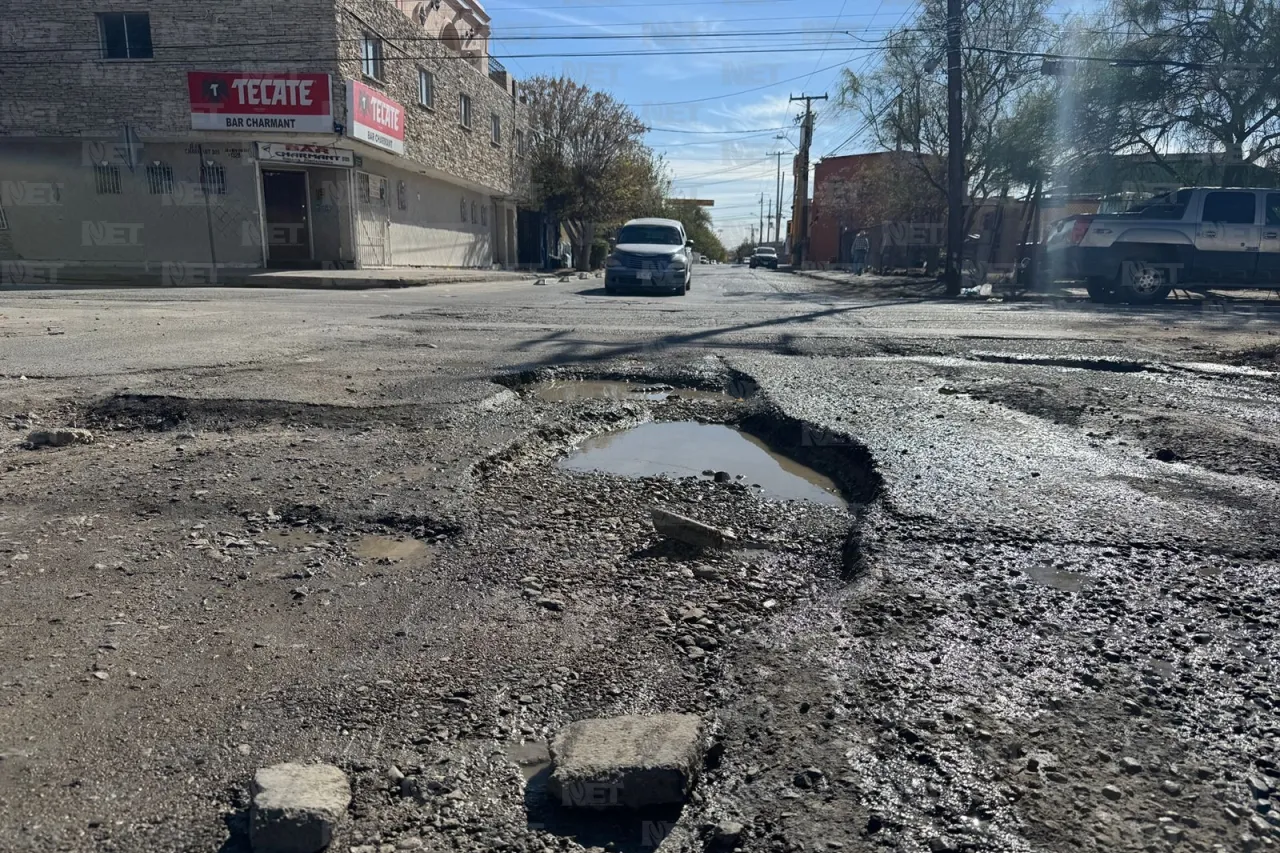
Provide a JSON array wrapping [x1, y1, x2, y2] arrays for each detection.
[[0, 0, 533, 275]]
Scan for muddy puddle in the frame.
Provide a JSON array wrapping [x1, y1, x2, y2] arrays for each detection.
[[559, 421, 846, 507], [354, 535, 430, 562], [530, 379, 728, 403], [505, 740, 551, 782], [1025, 563, 1086, 592]]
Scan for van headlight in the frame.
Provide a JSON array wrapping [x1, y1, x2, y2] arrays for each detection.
[[606, 255, 623, 268], [668, 256, 687, 268]]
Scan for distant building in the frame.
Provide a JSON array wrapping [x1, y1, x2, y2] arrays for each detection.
[[0, 0, 536, 276]]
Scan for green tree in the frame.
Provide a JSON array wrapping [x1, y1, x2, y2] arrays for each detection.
[[524, 75, 667, 269], [663, 201, 727, 261]]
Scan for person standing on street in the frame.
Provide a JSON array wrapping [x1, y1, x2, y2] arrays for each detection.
[[851, 231, 870, 276]]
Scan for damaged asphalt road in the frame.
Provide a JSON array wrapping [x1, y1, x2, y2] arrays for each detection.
[[1, 267, 1279, 853]]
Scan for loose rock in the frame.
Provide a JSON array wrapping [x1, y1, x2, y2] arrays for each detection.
[[250, 762, 351, 853], [652, 509, 736, 550], [548, 713, 704, 809], [27, 428, 94, 448]]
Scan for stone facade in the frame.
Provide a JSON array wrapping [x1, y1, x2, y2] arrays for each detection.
[[0, 0, 531, 271], [335, 0, 530, 199]]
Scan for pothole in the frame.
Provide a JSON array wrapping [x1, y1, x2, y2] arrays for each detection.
[[558, 421, 847, 508], [1024, 563, 1087, 592], [528, 379, 730, 403], [968, 353, 1152, 373], [353, 535, 431, 562]]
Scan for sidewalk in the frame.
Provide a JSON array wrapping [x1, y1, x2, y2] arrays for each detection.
[[0, 265, 539, 291]]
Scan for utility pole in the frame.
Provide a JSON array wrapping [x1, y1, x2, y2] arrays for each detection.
[[769, 135, 788, 244], [789, 93, 827, 269], [759, 194, 765, 247], [750, 223, 756, 245], [767, 197, 773, 243], [945, 0, 964, 296]]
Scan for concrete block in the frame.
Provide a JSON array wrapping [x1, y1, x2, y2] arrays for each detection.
[[548, 714, 704, 809], [250, 763, 351, 853]]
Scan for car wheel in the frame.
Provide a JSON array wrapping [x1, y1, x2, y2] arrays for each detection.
[[1116, 260, 1172, 304]]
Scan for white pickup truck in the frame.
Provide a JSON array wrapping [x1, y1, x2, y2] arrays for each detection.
[[1044, 187, 1280, 303]]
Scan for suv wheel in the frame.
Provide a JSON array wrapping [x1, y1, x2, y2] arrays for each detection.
[[1116, 260, 1172, 304]]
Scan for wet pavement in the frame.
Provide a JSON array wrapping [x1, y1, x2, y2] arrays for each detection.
[[1, 266, 1279, 853]]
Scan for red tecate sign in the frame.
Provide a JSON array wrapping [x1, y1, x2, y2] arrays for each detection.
[[188, 72, 334, 132], [347, 80, 406, 155]]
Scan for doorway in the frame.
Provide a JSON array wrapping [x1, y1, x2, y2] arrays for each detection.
[[261, 169, 312, 265], [355, 171, 389, 266]]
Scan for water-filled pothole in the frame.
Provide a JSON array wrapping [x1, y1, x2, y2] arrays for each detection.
[[530, 379, 728, 403], [558, 421, 846, 507]]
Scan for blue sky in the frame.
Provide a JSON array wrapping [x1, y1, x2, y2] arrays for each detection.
[[483, 0, 922, 246]]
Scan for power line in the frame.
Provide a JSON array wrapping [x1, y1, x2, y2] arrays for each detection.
[[629, 59, 854, 107], [0, 45, 890, 68], [646, 126, 792, 134]]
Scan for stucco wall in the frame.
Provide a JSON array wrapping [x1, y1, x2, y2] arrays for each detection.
[[0, 140, 263, 267]]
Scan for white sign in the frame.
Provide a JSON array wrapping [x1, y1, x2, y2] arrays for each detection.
[[347, 81, 406, 155], [255, 142, 355, 168]]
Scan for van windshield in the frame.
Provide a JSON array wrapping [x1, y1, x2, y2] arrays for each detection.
[[617, 225, 683, 246]]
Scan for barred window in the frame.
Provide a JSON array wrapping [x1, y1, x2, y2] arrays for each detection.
[[458, 93, 472, 129], [94, 164, 121, 195], [146, 163, 173, 195], [491, 113, 501, 145], [200, 163, 226, 196]]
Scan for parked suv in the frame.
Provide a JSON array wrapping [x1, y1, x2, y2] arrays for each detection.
[[604, 218, 693, 296], [749, 246, 779, 269], [1045, 187, 1280, 303]]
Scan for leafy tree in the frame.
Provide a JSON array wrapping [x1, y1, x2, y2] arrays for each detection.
[[1061, 0, 1280, 186], [663, 201, 727, 261], [524, 75, 666, 269]]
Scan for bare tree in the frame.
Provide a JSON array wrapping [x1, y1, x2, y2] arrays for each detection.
[[835, 0, 1060, 228]]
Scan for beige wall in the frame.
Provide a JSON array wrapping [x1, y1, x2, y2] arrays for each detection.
[[370, 162, 493, 267], [0, 140, 263, 268]]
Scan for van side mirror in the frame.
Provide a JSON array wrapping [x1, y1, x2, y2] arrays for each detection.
[[686, 240, 694, 247]]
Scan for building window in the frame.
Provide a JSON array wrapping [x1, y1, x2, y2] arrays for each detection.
[[93, 164, 122, 195], [470, 201, 476, 223], [458, 93, 472, 129], [200, 163, 226, 196], [98, 13, 152, 59], [418, 69, 434, 109], [460, 196, 467, 222], [515, 129, 526, 156], [397, 180, 408, 211], [491, 113, 501, 145], [361, 34, 384, 80], [480, 204, 487, 226], [145, 163, 173, 195]]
